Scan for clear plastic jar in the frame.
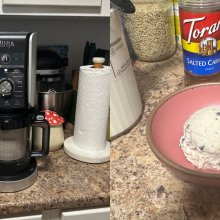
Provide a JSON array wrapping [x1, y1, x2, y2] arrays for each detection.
[[120, 0, 176, 62], [174, 0, 182, 50], [179, 0, 220, 86]]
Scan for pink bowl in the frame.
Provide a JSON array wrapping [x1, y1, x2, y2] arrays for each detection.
[[146, 83, 220, 186]]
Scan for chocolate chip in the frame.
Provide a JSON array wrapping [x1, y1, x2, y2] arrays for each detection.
[[199, 146, 205, 151], [217, 112, 220, 116], [180, 138, 185, 147]]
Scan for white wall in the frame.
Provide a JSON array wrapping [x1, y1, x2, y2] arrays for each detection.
[[0, 17, 110, 82]]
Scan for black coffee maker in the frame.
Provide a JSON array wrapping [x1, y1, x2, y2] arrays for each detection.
[[0, 32, 50, 192]]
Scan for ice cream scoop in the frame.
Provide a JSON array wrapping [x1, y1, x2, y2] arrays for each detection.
[[110, 0, 135, 13]]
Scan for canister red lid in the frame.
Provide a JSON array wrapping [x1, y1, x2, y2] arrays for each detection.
[[41, 110, 65, 125]]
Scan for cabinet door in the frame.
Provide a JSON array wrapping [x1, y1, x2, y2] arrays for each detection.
[[0, 214, 42, 220], [61, 207, 110, 220], [2, 0, 101, 7], [0, 0, 109, 17]]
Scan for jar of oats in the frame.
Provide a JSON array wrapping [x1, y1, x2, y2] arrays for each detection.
[[120, 0, 176, 62]]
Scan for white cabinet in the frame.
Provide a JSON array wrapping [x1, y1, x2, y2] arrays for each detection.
[[2, 0, 102, 7], [42, 207, 110, 220], [0, 207, 110, 220], [0, 0, 109, 17], [61, 207, 110, 220], [41, 207, 110, 220], [0, 212, 42, 220]]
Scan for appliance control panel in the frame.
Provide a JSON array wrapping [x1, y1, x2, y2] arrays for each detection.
[[0, 53, 26, 108]]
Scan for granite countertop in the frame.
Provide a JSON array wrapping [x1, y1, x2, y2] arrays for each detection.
[[0, 123, 109, 215], [111, 50, 220, 220]]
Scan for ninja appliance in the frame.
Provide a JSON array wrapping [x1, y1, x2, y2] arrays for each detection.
[[0, 32, 50, 192]]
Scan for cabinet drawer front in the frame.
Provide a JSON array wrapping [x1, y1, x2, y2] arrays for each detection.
[[62, 207, 110, 220], [0, 214, 42, 220], [2, 0, 102, 6]]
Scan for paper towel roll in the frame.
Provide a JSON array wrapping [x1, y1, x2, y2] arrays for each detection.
[[73, 65, 110, 151]]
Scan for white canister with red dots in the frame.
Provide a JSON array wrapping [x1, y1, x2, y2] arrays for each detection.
[[33, 110, 65, 152]]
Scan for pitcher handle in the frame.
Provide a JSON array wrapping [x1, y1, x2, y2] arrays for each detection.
[[29, 112, 50, 157]]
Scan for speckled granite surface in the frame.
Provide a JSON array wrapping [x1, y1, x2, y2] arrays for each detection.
[[0, 123, 109, 215], [111, 50, 220, 220]]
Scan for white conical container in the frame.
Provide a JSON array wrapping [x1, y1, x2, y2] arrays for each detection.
[[110, 9, 143, 139]]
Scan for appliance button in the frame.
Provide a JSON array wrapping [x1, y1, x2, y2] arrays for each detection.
[[15, 100, 20, 105], [13, 57, 21, 61], [4, 100, 9, 105], [1, 54, 11, 64], [0, 80, 12, 95], [36, 115, 44, 120]]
